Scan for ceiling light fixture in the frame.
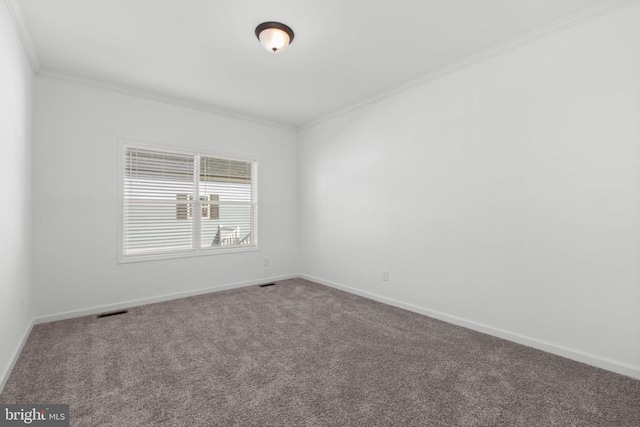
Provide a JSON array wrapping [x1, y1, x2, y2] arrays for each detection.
[[255, 22, 294, 53]]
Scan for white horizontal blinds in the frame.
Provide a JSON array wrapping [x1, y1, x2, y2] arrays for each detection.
[[200, 156, 255, 248], [124, 147, 195, 255]]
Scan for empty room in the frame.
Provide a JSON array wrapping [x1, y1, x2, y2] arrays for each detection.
[[1, 0, 639, 425]]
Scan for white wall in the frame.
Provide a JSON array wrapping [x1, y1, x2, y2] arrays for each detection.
[[298, 4, 640, 377], [0, 1, 34, 389], [33, 77, 299, 319]]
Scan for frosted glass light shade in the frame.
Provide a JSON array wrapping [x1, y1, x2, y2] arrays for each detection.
[[259, 28, 290, 52], [255, 22, 295, 53]]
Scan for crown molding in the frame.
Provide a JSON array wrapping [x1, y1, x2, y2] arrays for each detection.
[[3, 0, 40, 73], [36, 69, 298, 132], [299, 0, 638, 131]]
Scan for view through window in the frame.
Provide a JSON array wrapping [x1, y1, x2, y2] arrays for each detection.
[[122, 144, 257, 260]]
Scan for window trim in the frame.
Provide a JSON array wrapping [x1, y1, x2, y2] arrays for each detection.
[[117, 139, 259, 264]]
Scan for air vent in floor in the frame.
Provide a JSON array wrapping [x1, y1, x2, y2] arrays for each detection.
[[97, 309, 129, 319], [259, 283, 276, 288]]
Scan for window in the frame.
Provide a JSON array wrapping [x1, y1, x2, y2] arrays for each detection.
[[120, 143, 257, 261]]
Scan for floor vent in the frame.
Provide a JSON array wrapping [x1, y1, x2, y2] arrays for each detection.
[[259, 283, 276, 288], [97, 309, 128, 319]]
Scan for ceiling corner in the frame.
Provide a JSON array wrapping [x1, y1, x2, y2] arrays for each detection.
[[4, 0, 40, 73]]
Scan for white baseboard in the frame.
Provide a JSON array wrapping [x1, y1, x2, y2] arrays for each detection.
[[33, 274, 298, 325], [0, 318, 34, 394], [301, 274, 640, 380]]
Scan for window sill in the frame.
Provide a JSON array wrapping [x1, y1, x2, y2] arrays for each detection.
[[118, 245, 260, 264]]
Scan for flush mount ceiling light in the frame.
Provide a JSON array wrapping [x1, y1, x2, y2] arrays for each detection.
[[255, 22, 294, 53]]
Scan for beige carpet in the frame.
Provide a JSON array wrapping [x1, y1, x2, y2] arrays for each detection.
[[1, 278, 639, 426]]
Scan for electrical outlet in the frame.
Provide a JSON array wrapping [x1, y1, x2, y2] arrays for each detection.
[[382, 271, 389, 282], [264, 257, 270, 267]]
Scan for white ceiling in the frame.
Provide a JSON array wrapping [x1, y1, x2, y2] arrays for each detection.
[[19, 0, 613, 127]]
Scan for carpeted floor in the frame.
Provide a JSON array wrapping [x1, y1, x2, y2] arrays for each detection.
[[1, 278, 639, 426]]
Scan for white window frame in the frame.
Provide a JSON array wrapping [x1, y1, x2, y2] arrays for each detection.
[[118, 140, 259, 263]]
